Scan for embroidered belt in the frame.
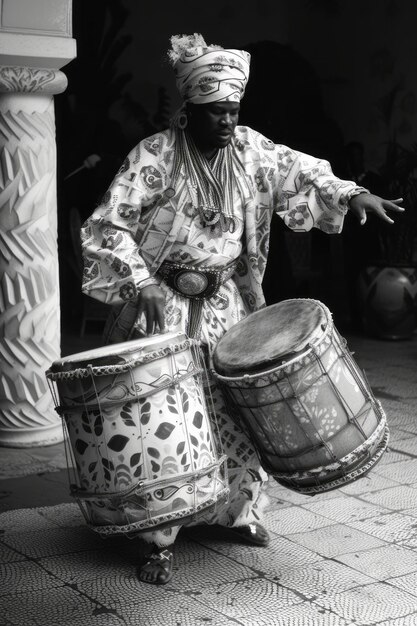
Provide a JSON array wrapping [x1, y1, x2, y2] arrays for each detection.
[[158, 259, 238, 300]]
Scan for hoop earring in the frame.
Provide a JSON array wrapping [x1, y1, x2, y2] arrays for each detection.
[[177, 111, 188, 129]]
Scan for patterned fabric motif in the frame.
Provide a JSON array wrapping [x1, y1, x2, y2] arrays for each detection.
[[81, 126, 367, 313], [168, 33, 250, 104]]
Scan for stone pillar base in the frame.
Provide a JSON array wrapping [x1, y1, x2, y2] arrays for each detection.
[[0, 423, 64, 448]]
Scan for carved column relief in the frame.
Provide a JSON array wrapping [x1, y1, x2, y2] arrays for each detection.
[[0, 0, 76, 446], [0, 69, 68, 445]]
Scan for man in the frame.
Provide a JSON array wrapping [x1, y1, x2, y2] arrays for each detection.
[[81, 33, 403, 585]]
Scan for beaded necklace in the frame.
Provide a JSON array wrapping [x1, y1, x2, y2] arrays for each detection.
[[171, 128, 238, 233]]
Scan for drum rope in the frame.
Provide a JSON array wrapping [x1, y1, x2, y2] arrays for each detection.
[[221, 356, 337, 466], [69, 460, 225, 501], [63, 420, 77, 491], [202, 343, 228, 461], [53, 367, 204, 416], [307, 341, 365, 471], [306, 329, 386, 475], [269, 416, 387, 477], [168, 348, 198, 521], [126, 364, 152, 526], [334, 329, 385, 423], [282, 359, 341, 467], [227, 381, 297, 463], [83, 488, 230, 537], [87, 364, 112, 496], [270, 417, 388, 486], [213, 356, 339, 478], [327, 330, 379, 445], [273, 427, 389, 495], [224, 373, 376, 457], [201, 343, 229, 516], [46, 377, 78, 489], [45, 340, 194, 381], [334, 331, 371, 405]]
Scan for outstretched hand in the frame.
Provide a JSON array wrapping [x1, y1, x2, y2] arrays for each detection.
[[137, 285, 166, 336], [349, 193, 405, 226]]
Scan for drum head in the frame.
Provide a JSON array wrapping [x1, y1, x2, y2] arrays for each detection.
[[49, 331, 187, 374], [213, 299, 329, 376]]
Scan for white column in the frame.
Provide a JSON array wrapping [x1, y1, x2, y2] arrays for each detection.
[[0, 0, 76, 446]]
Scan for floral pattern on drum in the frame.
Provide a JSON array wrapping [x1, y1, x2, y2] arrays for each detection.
[[48, 333, 228, 534]]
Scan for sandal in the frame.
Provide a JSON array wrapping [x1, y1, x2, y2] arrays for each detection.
[[227, 523, 270, 546], [138, 547, 174, 585]]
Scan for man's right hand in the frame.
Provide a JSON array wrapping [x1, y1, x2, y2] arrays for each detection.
[[136, 285, 166, 335]]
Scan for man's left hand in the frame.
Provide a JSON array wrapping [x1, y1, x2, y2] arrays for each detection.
[[349, 193, 405, 225]]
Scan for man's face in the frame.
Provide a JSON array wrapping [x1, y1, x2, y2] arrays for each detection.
[[187, 101, 240, 156]]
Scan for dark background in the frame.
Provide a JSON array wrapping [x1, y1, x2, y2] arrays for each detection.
[[55, 0, 417, 337]]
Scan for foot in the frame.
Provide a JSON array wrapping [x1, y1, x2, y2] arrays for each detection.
[[228, 523, 270, 546], [138, 546, 174, 585]]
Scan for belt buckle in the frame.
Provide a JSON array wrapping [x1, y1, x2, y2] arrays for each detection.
[[175, 270, 209, 297]]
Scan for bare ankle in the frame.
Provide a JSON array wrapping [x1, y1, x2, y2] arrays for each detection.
[[138, 544, 175, 585]]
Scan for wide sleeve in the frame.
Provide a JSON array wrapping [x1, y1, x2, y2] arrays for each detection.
[[246, 129, 368, 234], [81, 135, 169, 305]]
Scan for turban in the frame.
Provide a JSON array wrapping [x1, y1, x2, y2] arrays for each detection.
[[168, 33, 250, 104]]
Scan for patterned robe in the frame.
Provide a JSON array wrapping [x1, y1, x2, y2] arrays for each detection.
[[81, 126, 366, 545]]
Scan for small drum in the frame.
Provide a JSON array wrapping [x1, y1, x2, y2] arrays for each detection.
[[46, 332, 228, 535], [213, 299, 389, 495]]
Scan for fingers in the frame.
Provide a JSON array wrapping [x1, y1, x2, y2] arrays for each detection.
[[349, 204, 365, 225], [137, 299, 156, 335], [150, 290, 166, 334], [378, 198, 405, 224], [137, 289, 166, 336], [390, 197, 404, 204], [354, 206, 367, 225], [136, 298, 144, 323], [348, 196, 368, 225], [354, 195, 406, 226], [145, 307, 155, 336], [383, 198, 405, 212], [378, 211, 394, 225], [136, 298, 154, 335], [144, 300, 163, 336], [155, 300, 166, 333]]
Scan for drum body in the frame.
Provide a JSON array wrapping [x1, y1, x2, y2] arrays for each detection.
[[213, 299, 389, 495], [46, 332, 228, 535]]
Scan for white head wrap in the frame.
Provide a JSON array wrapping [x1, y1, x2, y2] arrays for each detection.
[[168, 33, 250, 104]]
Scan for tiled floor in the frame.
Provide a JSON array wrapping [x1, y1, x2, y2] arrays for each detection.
[[1, 329, 417, 625]]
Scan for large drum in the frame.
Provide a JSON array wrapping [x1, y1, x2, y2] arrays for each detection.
[[213, 299, 389, 495], [46, 332, 228, 535]]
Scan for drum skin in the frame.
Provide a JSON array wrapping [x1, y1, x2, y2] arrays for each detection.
[[214, 299, 327, 376], [213, 299, 389, 495], [46, 332, 228, 535]]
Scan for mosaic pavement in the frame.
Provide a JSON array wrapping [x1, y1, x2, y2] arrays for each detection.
[[1, 332, 417, 625]]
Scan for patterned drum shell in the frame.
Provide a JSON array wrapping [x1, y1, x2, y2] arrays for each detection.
[[213, 299, 389, 495], [46, 332, 228, 535]]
